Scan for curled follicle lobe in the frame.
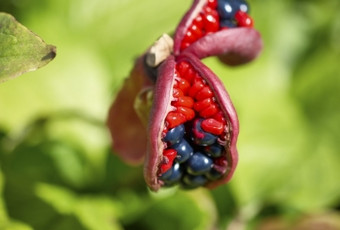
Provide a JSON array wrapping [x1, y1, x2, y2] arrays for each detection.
[[145, 53, 239, 191]]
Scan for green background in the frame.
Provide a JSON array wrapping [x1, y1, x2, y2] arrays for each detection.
[[1, 0, 340, 229]]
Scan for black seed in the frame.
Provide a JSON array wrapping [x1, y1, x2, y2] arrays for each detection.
[[181, 174, 208, 189], [187, 152, 213, 175], [163, 162, 183, 186], [173, 139, 193, 163]]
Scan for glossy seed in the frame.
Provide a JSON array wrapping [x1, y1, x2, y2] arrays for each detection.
[[159, 166, 173, 180], [201, 118, 224, 135], [182, 30, 197, 44], [238, 0, 250, 13], [173, 88, 184, 98], [212, 111, 226, 124], [181, 174, 208, 189], [204, 143, 223, 158], [235, 10, 253, 27], [176, 61, 190, 77], [166, 112, 186, 128], [203, 11, 219, 33], [199, 103, 219, 118], [220, 19, 237, 28], [194, 98, 213, 112], [191, 118, 217, 146], [160, 149, 177, 173], [163, 162, 183, 186], [217, 0, 236, 19], [177, 106, 195, 121], [173, 139, 194, 163], [193, 14, 204, 29], [188, 77, 205, 98], [189, 24, 203, 39], [172, 96, 194, 107], [187, 152, 213, 175], [195, 86, 213, 101], [176, 78, 191, 94], [183, 68, 196, 84], [207, 0, 218, 9], [180, 42, 191, 51], [163, 124, 185, 145], [205, 168, 223, 180]]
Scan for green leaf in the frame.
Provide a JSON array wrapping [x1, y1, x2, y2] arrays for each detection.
[[120, 189, 217, 230], [35, 183, 123, 230], [0, 12, 56, 83]]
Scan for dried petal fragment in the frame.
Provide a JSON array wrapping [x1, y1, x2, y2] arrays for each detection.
[[107, 55, 154, 165]]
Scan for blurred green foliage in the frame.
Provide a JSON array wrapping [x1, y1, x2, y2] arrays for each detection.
[[0, 12, 56, 83], [1, 0, 340, 229]]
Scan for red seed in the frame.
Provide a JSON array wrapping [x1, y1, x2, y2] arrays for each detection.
[[183, 67, 196, 84], [163, 149, 177, 162], [173, 88, 184, 98], [177, 106, 195, 121], [188, 77, 205, 98], [180, 42, 191, 51], [195, 86, 213, 101], [212, 111, 226, 124], [182, 30, 197, 44], [176, 61, 190, 77], [193, 14, 204, 29], [189, 24, 203, 40], [161, 149, 177, 173], [207, 0, 218, 9], [172, 96, 194, 108], [194, 98, 213, 112], [176, 78, 190, 94], [235, 10, 254, 27], [203, 6, 218, 17], [200, 103, 218, 118], [166, 112, 186, 128], [201, 118, 224, 135], [174, 69, 180, 78], [203, 11, 219, 33]]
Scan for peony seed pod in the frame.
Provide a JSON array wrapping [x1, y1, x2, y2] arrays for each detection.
[[145, 53, 239, 191], [107, 0, 263, 191], [173, 0, 262, 65]]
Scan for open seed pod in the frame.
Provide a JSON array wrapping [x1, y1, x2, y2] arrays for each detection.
[[145, 53, 239, 191], [107, 0, 263, 191], [173, 0, 262, 65]]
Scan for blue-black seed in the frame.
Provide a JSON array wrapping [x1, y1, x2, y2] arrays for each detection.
[[173, 139, 193, 163], [205, 168, 223, 181], [159, 167, 173, 180], [204, 143, 223, 158], [163, 124, 185, 145], [163, 162, 183, 186], [187, 152, 213, 175], [191, 119, 217, 146], [220, 19, 237, 28], [218, 0, 249, 20], [181, 174, 208, 189], [218, 0, 237, 19], [238, 0, 250, 13]]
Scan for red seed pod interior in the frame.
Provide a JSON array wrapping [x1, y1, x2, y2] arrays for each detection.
[[145, 53, 239, 191], [173, 0, 262, 65]]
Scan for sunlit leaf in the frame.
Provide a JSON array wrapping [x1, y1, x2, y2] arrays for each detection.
[[0, 12, 56, 83]]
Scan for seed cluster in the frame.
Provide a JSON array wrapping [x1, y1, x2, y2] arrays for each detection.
[[180, 0, 253, 51], [159, 61, 229, 189]]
